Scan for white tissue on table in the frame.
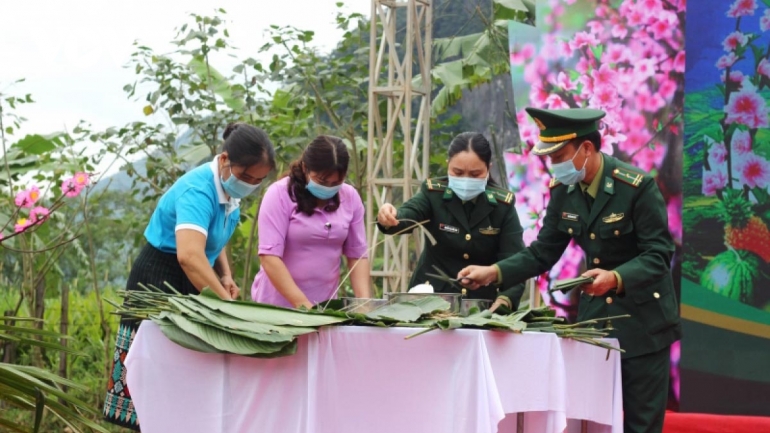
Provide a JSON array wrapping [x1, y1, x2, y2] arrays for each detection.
[[408, 283, 434, 293]]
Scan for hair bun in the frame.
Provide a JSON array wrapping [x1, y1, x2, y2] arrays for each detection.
[[223, 122, 240, 140]]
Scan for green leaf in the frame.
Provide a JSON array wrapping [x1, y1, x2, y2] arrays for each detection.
[[187, 58, 246, 110], [432, 60, 468, 87], [750, 44, 765, 68], [143, 105, 154, 116], [590, 44, 604, 61], [192, 289, 349, 327], [11, 134, 62, 155], [177, 143, 211, 166], [170, 298, 315, 342], [753, 187, 770, 204], [408, 296, 452, 315], [154, 319, 222, 353], [494, 0, 530, 21], [433, 33, 482, 60], [163, 313, 295, 356], [365, 302, 425, 322], [431, 81, 464, 116], [0, 417, 29, 433], [33, 388, 43, 433], [271, 88, 293, 110]]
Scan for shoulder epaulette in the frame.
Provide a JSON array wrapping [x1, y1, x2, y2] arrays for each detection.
[[612, 167, 645, 187], [425, 177, 447, 191], [486, 186, 514, 205], [549, 178, 563, 189]]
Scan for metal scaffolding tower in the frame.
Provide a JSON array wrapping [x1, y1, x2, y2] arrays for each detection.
[[366, 0, 432, 294]]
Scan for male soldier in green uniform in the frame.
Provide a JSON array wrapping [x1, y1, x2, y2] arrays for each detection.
[[377, 132, 526, 304], [458, 108, 682, 433]]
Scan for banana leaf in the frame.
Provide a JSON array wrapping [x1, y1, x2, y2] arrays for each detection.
[[364, 303, 425, 322], [169, 298, 315, 341], [365, 297, 451, 322], [119, 288, 627, 357], [155, 319, 222, 354], [163, 312, 296, 357], [190, 289, 349, 327], [0, 318, 108, 433], [0, 364, 108, 433]]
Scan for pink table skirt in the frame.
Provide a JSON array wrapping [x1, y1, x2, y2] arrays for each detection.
[[126, 322, 622, 433]]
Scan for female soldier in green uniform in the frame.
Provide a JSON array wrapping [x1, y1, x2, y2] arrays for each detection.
[[377, 132, 526, 307]]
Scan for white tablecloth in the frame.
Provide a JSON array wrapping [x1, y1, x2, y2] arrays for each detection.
[[126, 322, 622, 433]]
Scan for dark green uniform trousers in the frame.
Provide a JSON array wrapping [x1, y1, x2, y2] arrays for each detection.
[[621, 346, 670, 433]]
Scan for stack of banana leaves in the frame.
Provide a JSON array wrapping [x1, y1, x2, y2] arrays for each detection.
[[112, 286, 627, 359]]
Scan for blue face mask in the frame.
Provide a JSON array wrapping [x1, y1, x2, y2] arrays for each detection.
[[221, 166, 260, 199], [448, 175, 488, 201], [307, 179, 342, 200], [551, 145, 587, 185]]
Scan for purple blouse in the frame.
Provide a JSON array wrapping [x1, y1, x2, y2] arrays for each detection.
[[251, 177, 369, 307]]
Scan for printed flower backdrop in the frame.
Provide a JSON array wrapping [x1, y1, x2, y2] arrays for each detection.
[[684, 0, 770, 313]]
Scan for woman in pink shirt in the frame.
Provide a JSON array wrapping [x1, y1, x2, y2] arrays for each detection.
[[251, 135, 371, 308]]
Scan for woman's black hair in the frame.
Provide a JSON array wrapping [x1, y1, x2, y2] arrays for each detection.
[[447, 132, 498, 187], [288, 135, 350, 216], [221, 123, 276, 169]]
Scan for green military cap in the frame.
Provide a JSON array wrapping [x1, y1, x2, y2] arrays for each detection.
[[525, 107, 606, 156]]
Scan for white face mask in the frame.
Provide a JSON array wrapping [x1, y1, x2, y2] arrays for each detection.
[[448, 175, 488, 201], [551, 145, 587, 185], [221, 165, 260, 198]]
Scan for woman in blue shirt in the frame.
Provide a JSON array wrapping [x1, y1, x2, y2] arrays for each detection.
[[103, 123, 275, 431]]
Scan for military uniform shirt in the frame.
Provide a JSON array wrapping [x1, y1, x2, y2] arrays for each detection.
[[496, 154, 681, 358], [378, 178, 527, 304]]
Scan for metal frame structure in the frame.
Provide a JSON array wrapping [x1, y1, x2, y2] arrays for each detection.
[[366, 0, 432, 294]]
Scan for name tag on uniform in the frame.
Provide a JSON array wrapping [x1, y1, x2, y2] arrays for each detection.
[[479, 226, 500, 235], [439, 223, 459, 234], [562, 212, 579, 221], [602, 213, 624, 223]]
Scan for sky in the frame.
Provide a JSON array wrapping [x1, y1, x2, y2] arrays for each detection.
[[0, 0, 370, 139]]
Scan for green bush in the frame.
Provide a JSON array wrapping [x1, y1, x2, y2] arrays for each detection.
[[1, 287, 124, 432]]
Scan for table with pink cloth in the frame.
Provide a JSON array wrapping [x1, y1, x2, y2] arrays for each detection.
[[126, 321, 622, 433]]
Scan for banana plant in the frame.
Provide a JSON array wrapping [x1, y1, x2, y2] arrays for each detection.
[[426, 0, 534, 116]]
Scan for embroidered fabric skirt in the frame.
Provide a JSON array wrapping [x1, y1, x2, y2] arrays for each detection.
[[103, 243, 198, 431]]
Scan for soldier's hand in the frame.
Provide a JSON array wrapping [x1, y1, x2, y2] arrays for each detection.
[[377, 203, 399, 227], [458, 265, 497, 289], [581, 268, 616, 297], [488, 297, 510, 313]]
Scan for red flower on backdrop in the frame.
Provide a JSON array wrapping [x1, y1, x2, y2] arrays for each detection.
[[703, 170, 728, 196], [727, 0, 758, 18], [724, 87, 770, 129], [723, 31, 749, 51], [735, 154, 770, 189]]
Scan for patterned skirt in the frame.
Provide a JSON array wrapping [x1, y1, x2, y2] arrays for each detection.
[[103, 243, 198, 431]]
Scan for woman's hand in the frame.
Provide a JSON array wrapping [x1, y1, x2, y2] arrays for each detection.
[[220, 275, 241, 300], [296, 300, 314, 310], [377, 203, 399, 227], [177, 230, 231, 300], [260, 255, 314, 308], [488, 297, 509, 313]]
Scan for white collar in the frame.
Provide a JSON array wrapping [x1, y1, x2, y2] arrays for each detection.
[[211, 155, 240, 208]]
